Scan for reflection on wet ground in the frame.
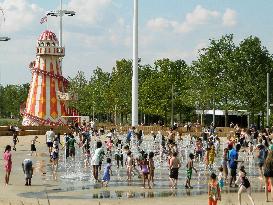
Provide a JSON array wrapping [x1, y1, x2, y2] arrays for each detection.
[[18, 188, 207, 200], [17, 138, 265, 201]]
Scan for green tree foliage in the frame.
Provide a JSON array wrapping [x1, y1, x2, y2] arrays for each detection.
[[0, 83, 29, 118], [2, 35, 273, 126], [232, 36, 273, 120]]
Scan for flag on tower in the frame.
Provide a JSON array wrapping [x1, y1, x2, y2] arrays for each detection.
[[40, 16, 47, 24]]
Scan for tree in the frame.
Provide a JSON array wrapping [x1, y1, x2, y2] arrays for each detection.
[[232, 36, 273, 124]]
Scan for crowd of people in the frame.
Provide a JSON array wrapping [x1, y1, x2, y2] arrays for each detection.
[[3, 122, 273, 204]]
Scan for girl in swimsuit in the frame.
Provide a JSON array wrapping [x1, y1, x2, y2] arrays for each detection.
[[140, 153, 151, 189]]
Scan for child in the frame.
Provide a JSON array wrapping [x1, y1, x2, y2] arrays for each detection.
[[208, 173, 221, 205], [169, 152, 181, 189], [84, 149, 91, 168], [102, 158, 112, 187], [204, 148, 210, 170], [31, 136, 39, 156], [105, 138, 113, 156], [12, 131, 19, 151], [218, 166, 224, 191], [51, 141, 59, 180], [149, 152, 155, 185], [126, 151, 133, 183], [185, 153, 197, 189], [140, 153, 151, 189], [22, 159, 33, 186], [208, 144, 216, 170], [221, 148, 229, 181], [3, 145, 12, 186], [114, 140, 123, 168], [235, 165, 255, 205]]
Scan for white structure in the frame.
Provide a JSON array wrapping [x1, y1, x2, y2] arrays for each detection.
[[132, 0, 138, 126]]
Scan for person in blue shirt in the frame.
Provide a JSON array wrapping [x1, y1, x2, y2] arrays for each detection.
[[126, 127, 135, 144], [229, 144, 241, 187]]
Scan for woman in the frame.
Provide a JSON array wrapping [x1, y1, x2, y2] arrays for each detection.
[[91, 141, 104, 181], [235, 166, 255, 205], [264, 151, 273, 202], [3, 145, 12, 186]]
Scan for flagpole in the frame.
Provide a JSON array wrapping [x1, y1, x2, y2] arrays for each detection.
[[59, 0, 63, 47]]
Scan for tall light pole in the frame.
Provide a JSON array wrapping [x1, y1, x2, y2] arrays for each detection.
[[267, 72, 270, 127], [171, 84, 174, 126], [46, 0, 75, 47], [132, 0, 138, 126]]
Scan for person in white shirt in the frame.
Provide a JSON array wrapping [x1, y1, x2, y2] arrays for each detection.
[[45, 128, 55, 154]]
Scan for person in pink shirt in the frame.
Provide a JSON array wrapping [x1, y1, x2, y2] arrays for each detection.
[[3, 145, 12, 186]]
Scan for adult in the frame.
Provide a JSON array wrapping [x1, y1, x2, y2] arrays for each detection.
[[91, 141, 105, 181], [169, 152, 181, 189], [229, 144, 241, 187], [257, 140, 267, 179], [3, 145, 12, 186], [45, 128, 55, 154], [126, 127, 135, 144], [264, 151, 273, 202]]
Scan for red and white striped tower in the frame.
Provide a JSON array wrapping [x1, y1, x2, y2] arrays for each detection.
[[22, 30, 68, 126]]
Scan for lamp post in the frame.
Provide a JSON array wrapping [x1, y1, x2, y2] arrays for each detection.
[[0, 37, 10, 41], [46, 0, 75, 47], [132, 0, 138, 126], [267, 72, 270, 127]]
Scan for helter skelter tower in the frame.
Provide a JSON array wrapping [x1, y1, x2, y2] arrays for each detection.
[[22, 30, 68, 126]]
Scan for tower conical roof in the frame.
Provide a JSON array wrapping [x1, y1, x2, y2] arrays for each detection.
[[38, 30, 58, 43]]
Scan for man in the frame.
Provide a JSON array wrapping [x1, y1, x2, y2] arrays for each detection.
[[229, 144, 241, 187], [126, 127, 135, 144], [45, 128, 55, 154]]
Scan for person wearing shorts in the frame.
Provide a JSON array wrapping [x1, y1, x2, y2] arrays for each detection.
[[31, 136, 39, 156], [169, 152, 181, 189], [45, 128, 55, 154], [68, 134, 77, 158]]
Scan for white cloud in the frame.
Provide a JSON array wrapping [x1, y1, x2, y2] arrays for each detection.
[[146, 5, 219, 33], [146, 17, 176, 30], [0, 0, 42, 33], [66, 0, 112, 25], [222, 8, 237, 27], [176, 5, 219, 33]]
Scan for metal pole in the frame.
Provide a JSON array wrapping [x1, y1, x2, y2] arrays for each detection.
[[92, 105, 95, 121], [267, 72, 270, 127], [59, 0, 63, 47], [171, 84, 174, 126], [115, 104, 117, 126], [132, 0, 138, 126], [212, 97, 215, 126]]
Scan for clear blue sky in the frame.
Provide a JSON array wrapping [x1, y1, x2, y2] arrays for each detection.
[[0, 0, 273, 85]]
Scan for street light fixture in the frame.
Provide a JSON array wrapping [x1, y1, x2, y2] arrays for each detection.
[[0, 37, 10, 41], [46, 0, 76, 47]]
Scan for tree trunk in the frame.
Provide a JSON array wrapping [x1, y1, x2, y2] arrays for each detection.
[[225, 109, 228, 127], [262, 111, 264, 128]]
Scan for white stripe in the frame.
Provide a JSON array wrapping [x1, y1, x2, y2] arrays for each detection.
[[35, 72, 42, 117], [45, 57, 51, 120], [26, 70, 37, 112]]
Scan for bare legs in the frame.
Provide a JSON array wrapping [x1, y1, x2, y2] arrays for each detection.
[[265, 177, 273, 202], [238, 186, 255, 205], [92, 165, 99, 181], [5, 171, 10, 185]]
